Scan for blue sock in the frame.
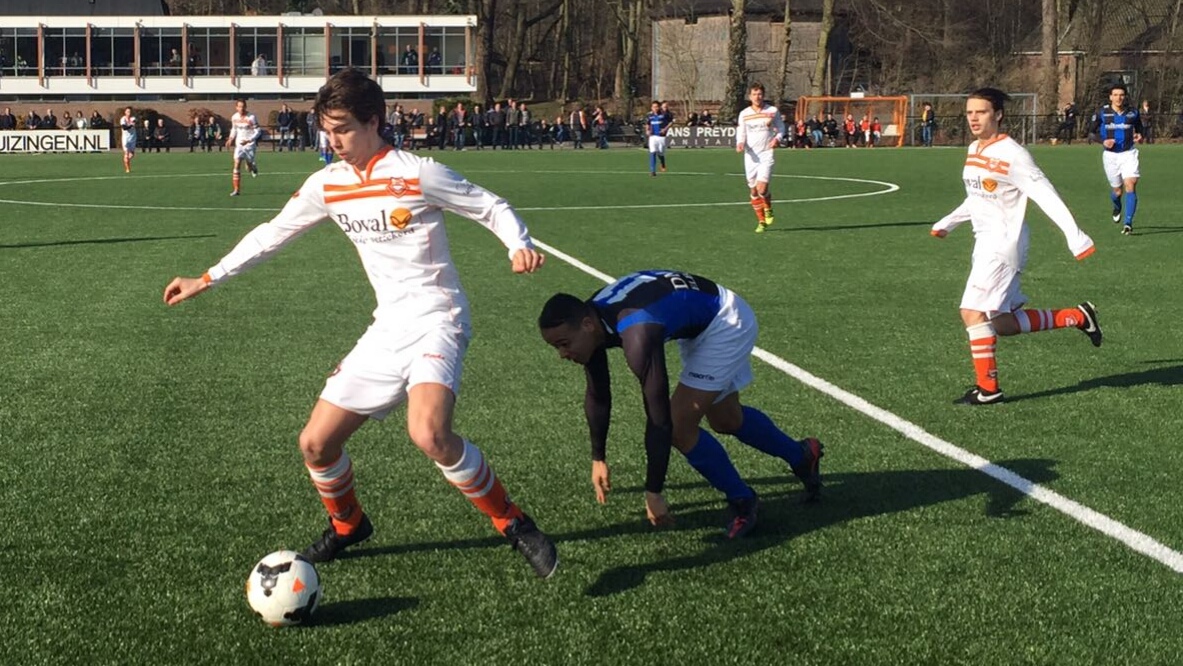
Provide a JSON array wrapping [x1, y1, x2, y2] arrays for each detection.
[[731, 406, 805, 467], [659, 155, 666, 168], [1110, 191, 1121, 211], [682, 429, 754, 501], [649, 152, 656, 173], [1124, 192, 1137, 225]]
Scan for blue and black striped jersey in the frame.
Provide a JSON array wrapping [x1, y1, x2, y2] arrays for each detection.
[[1094, 105, 1143, 152], [590, 270, 722, 347]]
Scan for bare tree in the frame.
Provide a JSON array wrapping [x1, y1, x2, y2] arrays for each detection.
[[609, 0, 648, 121], [1040, 0, 1058, 128], [721, 0, 747, 123], [811, 0, 832, 96], [776, 0, 793, 103]]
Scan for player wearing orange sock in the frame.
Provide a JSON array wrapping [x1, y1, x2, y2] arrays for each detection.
[[163, 69, 557, 578], [736, 83, 785, 234], [931, 88, 1101, 406], [119, 107, 137, 173]]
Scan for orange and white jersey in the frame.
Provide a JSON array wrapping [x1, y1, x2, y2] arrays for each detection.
[[736, 103, 785, 155], [228, 111, 261, 146], [204, 147, 534, 329], [933, 134, 1094, 261]]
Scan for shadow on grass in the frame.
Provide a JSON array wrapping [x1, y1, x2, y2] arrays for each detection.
[[768, 220, 933, 233], [343, 459, 1059, 598], [582, 458, 1058, 597], [1006, 363, 1183, 403], [0, 234, 216, 249], [312, 595, 419, 626], [1127, 225, 1183, 236]]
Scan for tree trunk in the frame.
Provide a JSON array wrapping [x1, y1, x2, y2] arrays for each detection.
[[498, 0, 527, 99], [558, 0, 572, 102], [1041, 0, 1059, 130], [722, 0, 747, 124], [776, 0, 793, 103], [468, 0, 496, 105], [811, 0, 832, 96], [611, 0, 646, 121]]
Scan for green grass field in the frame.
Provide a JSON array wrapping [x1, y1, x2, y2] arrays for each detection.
[[1, 143, 1181, 665]]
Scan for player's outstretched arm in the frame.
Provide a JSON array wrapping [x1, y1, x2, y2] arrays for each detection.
[[163, 275, 210, 305], [931, 199, 972, 238], [511, 247, 545, 274], [622, 324, 675, 527], [585, 347, 612, 503]]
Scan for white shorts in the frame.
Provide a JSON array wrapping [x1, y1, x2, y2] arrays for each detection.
[[648, 135, 666, 155], [1102, 149, 1140, 187], [320, 322, 470, 420], [959, 252, 1028, 317], [743, 150, 774, 188], [677, 287, 755, 399], [122, 134, 136, 153], [234, 143, 257, 163]]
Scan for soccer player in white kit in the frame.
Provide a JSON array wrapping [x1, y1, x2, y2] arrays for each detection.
[[735, 83, 785, 233], [119, 107, 137, 173], [225, 99, 260, 196], [931, 88, 1103, 406], [162, 69, 558, 578]]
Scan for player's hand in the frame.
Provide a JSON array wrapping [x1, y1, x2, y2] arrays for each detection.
[[644, 491, 674, 528], [1134, 133, 1143, 144], [511, 247, 545, 274], [931, 229, 947, 239], [163, 276, 209, 306], [735, 142, 745, 153], [1102, 138, 1116, 149], [591, 460, 611, 504]]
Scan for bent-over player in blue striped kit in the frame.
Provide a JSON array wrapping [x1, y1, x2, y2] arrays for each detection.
[[538, 270, 824, 539], [1091, 83, 1143, 235]]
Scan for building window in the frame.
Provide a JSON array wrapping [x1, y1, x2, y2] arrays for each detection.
[[283, 27, 325, 76], [376, 25, 417, 75], [186, 27, 231, 76]]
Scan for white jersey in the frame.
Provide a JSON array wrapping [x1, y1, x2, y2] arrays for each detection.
[[120, 116, 137, 141], [736, 103, 785, 155], [228, 111, 261, 146], [204, 147, 534, 329], [932, 134, 1094, 262]]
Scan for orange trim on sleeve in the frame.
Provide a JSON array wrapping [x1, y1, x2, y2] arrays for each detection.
[[1075, 245, 1096, 261], [201, 272, 212, 284]]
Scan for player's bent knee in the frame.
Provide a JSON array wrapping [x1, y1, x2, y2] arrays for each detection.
[[407, 423, 461, 463], [298, 429, 343, 467], [706, 412, 743, 435]]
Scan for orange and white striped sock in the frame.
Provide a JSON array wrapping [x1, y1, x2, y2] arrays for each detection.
[[750, 196, 766, 223], [232, 169, 241, 192], [1015, 307, 1085, 333], [967, 322, 999, 392], [438, 440, 523, 534], [306, 451, 364, 536]]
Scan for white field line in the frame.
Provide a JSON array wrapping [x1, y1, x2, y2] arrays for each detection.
[[531, 238, 1183, 574], [0, 171, 898, 213]]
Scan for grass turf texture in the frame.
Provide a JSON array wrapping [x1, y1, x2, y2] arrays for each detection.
[[1, 145, 1181, 665]]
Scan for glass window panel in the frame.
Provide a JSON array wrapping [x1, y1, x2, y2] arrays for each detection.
[[283, 27, 324, 76]]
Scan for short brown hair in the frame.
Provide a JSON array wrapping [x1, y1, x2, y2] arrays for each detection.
[[749, 82, 765, 93], [314, 68, 386, 126]]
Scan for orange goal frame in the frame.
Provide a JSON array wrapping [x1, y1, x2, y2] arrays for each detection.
[[794, 95, 909, 147]]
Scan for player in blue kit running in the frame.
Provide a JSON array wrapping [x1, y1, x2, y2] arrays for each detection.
[[1091, 83, 1143, 235], [538, 270, 824, 538]]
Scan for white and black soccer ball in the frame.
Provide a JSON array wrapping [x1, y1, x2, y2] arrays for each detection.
[[245, 550, 321, 626]]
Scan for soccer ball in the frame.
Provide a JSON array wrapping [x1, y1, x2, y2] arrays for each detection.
[[245, 550, 321, 626]]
